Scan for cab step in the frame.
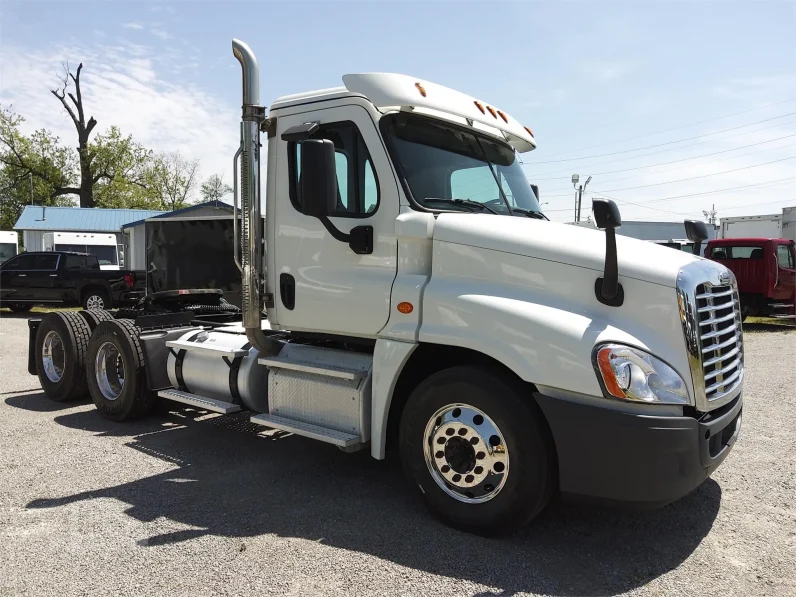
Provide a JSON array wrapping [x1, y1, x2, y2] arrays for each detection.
[[157, 389, 242, 414], [258, 343, 372, 381], [771, 314, 796, 319], [250, 413, 362, 450], [165, 339, 249, 359]]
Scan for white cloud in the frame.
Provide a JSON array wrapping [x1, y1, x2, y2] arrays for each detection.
[[0, 39, 239, 190], [122, 22, 144, 30], [151, 28, 171, 40]]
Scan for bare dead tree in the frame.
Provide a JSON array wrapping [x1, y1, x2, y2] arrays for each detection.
[[51, 62, 103, 207]]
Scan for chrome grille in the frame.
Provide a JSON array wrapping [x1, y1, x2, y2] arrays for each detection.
[[695, 283, 744, 401], [677, 261, 745, 412]]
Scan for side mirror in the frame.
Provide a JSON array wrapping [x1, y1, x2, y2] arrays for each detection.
[[593, 198, 621, 229], [300, 139, 337, 218], [298, 138, 374, 255], [592, 199, 623, 307], [684, 220, 708, 257]]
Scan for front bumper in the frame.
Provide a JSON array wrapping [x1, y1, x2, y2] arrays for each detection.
[[535, 392, 742, 507]]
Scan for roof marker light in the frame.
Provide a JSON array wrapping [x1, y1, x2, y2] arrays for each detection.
[[414, 82, 427, 97], [524, 126, 534, 137], [473, 100, 486, 114], [497, 110, 508, 123], [486, 105, 497, 119]]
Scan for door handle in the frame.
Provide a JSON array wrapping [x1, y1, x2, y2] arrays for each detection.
[[279, 273, 295, 310], [49, 274, 58, 277], [18, 274, 26, 277]]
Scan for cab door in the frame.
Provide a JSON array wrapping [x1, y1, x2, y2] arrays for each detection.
[[271, 103, 398, 337], [774, 242, 796, 304]]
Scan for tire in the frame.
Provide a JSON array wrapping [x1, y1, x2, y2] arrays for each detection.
[[8, 304, 33, 313], [79, 308, 115, 331], [82, 288, 110, 311], [399, 366, 554, 536], [34, 312, 92, 402], [86, 319, 156, 421]]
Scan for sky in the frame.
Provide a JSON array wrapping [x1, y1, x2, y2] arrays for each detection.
[[1, 0, 795, 223]]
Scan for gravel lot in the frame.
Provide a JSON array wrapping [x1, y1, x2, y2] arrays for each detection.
[[0, 313, 794, 597]]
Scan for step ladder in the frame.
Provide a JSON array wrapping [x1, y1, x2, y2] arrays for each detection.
[[770, 303, 796, 321], [157, 388, 241, 414], [251, 344, 373, 451]]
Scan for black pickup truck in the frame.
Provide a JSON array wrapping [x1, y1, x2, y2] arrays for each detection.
[[0, 251, 145, 312]]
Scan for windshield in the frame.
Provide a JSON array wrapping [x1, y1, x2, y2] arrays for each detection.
[[0, 242, 16, 264], [56, 243, 118, 266], [381, 113, 542, 215]]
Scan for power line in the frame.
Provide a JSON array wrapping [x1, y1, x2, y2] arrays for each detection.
[[543, 177, 796, 212], [525, 116, 796, 176], [530, 132, 796, 182], [580, 155, 796, 194], [535, 97, 796, 159], [541, 140, 796, 193], [528, 111, 796, 164]]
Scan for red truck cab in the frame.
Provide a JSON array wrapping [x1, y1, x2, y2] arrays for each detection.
[[705, 238, 796, 320]]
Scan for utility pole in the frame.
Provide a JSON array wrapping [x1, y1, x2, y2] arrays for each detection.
[[30, 172, 33, 205], [572, 174, 592, 223], [702, 204, 717, 226]]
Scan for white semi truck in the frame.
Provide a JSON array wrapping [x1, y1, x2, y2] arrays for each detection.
[[27, 40, 743, 535], [0, 230, 18, 264], [43, 231, 122, 270]]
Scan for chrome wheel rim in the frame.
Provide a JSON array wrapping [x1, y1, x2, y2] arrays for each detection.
[[95, 342, 125, 401], [86, 295, 104, 310], [423, 403, 509, 504], [42, 331, 65, 383]]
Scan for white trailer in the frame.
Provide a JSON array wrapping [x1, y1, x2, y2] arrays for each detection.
[[42, 232, 121, 270], [720, 207, 796, 241], [0, 230, 18, 264], [27, 39, 744, 535]]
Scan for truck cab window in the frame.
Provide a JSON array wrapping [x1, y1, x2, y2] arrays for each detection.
[[777, 245, 795, 269], [2, 254, 33, 270], [711, 246, 763, 259], [33, 254, 59, 270], [65, 255, 92, 270], [381, 112, 541, 215], [289, 121, 380, 217]]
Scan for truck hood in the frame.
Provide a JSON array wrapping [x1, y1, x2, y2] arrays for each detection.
[[433, 213, 700, 288]]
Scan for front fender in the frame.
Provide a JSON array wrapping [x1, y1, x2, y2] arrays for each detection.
[[418, 269, 691, 401]]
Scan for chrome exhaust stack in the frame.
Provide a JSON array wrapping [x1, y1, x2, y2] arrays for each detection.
[[232, 39, 280, 355]]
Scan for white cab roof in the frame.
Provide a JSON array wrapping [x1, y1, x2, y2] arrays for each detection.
[[270, 74, 537, 153]]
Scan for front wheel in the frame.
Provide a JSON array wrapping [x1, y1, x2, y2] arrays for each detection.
[[399, 366, 554, 536]]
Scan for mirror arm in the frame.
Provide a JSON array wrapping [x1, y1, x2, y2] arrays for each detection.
[[594, 227, 624, 307], [317, 217, 373, 255]]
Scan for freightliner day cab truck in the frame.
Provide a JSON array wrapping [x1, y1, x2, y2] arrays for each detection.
[[27, 40, 744, 535]]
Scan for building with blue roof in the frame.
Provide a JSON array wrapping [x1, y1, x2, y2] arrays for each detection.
[[13, 206, 166, 265]]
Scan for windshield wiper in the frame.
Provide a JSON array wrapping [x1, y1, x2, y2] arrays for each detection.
[[511, 207, 549, 221], [424, 198, 499, 214]]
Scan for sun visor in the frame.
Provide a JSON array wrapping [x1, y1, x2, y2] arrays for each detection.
[[343, 73, 537, 153]]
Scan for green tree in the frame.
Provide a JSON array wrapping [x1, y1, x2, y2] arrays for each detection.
[[200, 174, 232, 203], [90, 127, 156, 208], [146, 151, 200, 210], [0, 107, 75, 230]]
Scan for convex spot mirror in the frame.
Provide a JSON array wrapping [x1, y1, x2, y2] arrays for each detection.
[[593, 199, 621, 229]]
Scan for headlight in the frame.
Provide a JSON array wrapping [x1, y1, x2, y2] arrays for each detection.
[[593, 344, 691, 405]]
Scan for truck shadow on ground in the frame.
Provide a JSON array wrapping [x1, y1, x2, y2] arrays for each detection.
[[4, 392, 91, 412], [23, 401, 721, 597]]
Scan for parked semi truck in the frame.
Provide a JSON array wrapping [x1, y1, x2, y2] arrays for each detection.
[[0, 230, 18, 264], [43, 232, 122, 270], [27, 39, 744, 535], [720, 208, 796, 242]]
